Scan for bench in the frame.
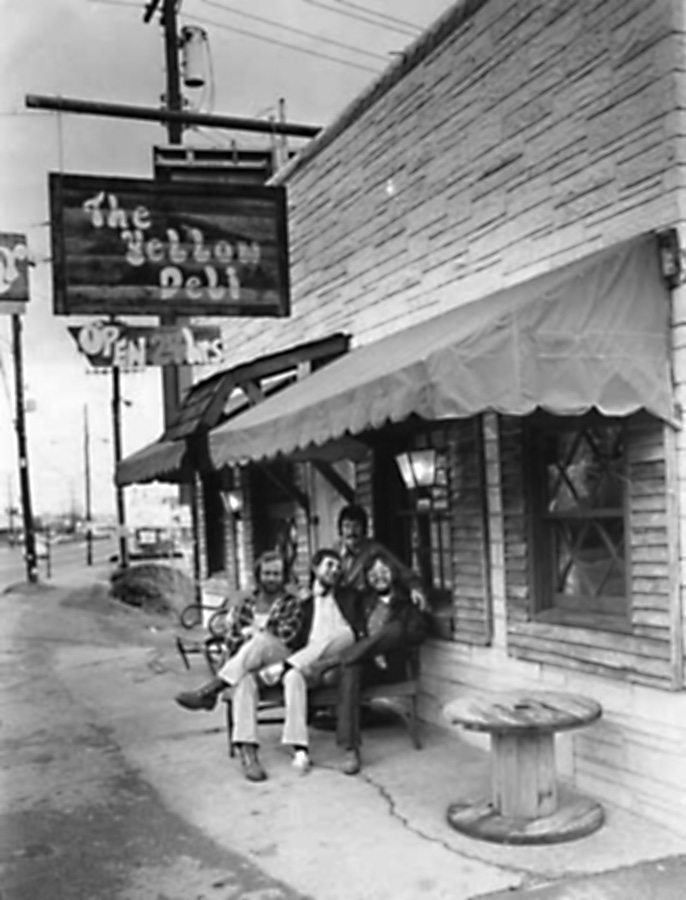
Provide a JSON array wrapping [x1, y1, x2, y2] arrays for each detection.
[[222, 647, 422, 757]]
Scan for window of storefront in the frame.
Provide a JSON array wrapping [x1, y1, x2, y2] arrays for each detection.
[[527, 414, 629, 631]]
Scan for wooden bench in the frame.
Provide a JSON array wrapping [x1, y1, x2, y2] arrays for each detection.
[[222, 648, 422, 757]]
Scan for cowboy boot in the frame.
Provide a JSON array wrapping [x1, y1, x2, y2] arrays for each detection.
[[341, 747, 361, 776], [174, 676, 225, 711], [239, 743, 267, 782]]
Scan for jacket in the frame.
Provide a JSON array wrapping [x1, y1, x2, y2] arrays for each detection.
[[293, 583, 365, 650], [360, 582, 427, 647]]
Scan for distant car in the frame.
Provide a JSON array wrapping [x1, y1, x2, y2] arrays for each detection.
[[26, 533, 51, 560]]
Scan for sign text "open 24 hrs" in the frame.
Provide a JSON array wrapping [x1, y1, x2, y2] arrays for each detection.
[[49, 173, 290, 318]]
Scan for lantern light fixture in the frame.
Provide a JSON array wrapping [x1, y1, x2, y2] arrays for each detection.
[[395, 448, 438, 512]]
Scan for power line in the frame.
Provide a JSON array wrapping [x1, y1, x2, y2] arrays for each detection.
[[184, 12, 382, 74], [86, 0, 143, 8], [301, 0, 418, 37], [334, 0, 423, 33], [200, 0, 390, 62]]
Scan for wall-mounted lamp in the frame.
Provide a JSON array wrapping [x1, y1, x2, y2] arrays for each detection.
[[395, 448, 438, 512], [220, 490, 243, 517], [658, 228, 684, 289]]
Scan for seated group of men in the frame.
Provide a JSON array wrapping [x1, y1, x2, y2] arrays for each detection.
[[174, 504, 428, 782]]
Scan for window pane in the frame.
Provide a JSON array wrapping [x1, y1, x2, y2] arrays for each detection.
[[536, 419, 627, 619]]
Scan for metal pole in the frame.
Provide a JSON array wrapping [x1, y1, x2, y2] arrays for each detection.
[[83, 404, 93, 566], [111, 366, 129, 568], [24, 94, 321, 138], [190, 476, 202, 605], [11, 314, 38, 583]]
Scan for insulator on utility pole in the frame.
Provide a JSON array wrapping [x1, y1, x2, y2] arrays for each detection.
[[180, 25, 207, 89]]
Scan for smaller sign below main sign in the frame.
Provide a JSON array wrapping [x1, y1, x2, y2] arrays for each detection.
[[68, 320, 225, 369], [0, 232, 30, 313]]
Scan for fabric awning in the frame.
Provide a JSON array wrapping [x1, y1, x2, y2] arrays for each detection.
[[115, 438, 188, 487], [115, 332, 351, 485], [209, 234, 676, 468]]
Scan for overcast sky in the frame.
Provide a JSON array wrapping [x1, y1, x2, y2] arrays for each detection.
[[0, 0, 455, 519]]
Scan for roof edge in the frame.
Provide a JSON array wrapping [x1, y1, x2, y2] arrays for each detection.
[[270, 0, 491, 186]]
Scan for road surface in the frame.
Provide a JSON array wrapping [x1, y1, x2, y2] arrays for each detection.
[[0, 558, 309, 900]]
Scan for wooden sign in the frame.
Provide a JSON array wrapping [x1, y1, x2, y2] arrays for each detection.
[[68, 320, 225, 369], [50, 173, 290, 317], [0, 232, 29, 314]]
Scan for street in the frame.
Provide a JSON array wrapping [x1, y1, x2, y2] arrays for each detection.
[[0, 537, 117, 587], [0, 556, 309, 900], [2, 554, 686, 900]]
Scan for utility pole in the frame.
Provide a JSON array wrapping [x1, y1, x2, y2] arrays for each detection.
[[145, 0, 191, 431], [11, 313, 37, 582], [146, 0, 200, 601], [111, 366, 129, 569], [83, 404, 93, 566]]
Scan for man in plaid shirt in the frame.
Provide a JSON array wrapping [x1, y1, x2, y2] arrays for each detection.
[[174, 550, 304, 711], [221, 568, 303, 658]]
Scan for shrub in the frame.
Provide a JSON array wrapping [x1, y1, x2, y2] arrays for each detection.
[[109, 563, 194, 616]]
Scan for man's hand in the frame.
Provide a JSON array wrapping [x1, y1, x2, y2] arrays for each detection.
[[410, 586, 428, 612], [241, 624, 258, 639], [296, 585, 312, 603]]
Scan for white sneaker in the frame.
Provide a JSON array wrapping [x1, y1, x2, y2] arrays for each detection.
[[292, 749, 311, 774]]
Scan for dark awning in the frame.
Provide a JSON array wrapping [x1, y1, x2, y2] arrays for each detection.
[[209, 234, 676, 468], [115, 332, 350, 486], [115, 438, 189, 487]]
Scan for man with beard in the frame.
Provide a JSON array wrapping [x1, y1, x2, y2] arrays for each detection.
[[335, 549, 427, 776]]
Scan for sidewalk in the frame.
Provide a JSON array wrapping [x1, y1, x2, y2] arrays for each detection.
[[11, 572, 686, 900]]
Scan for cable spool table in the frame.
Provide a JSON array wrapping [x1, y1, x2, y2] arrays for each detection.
[[444, 690, 604, 845]]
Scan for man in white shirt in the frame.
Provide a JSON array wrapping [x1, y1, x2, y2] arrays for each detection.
[[276, 548, 360, 774]]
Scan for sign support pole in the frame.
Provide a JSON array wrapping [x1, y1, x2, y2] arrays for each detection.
[[83, 404, 93, 566], [11, 313, 38, 583], [111, 366, 129, 569]]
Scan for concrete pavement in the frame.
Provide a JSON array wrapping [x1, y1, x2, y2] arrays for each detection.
[[4, 568, 686, 899]]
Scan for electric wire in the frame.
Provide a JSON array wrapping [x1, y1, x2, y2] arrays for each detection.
[[199, 0, 389, 62], [86, 0, 143, 9], [183, 12, 382, 73], [334, 0, 423, 33], [301, 0, 418, 36]]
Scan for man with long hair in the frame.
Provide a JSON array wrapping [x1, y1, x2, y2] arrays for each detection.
[[336, 549, 427, 775]]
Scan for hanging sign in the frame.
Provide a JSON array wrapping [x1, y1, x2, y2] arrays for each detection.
[[49, 172, 290, 317], [68, 320, 225, 369], [0, 232, 30, 314]]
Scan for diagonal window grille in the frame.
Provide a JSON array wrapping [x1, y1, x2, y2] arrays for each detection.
[[539, 421, 626, 612]]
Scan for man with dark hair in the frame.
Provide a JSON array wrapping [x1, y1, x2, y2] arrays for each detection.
[[335, 503, 427, 610], [275, 547, 360, 774], [336, 548, 427, 775]]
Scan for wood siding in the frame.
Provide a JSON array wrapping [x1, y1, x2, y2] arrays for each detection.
[[450, 419, 491, 645], [501, 414, 676, 688]]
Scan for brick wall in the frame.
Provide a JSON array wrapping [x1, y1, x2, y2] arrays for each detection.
[[214, 0, 680, 366]]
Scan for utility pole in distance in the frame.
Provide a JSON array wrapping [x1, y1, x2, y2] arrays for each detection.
[[11, 314, 37, 583], [83, 404, 93, 566], [111, 367, 129, 569]]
